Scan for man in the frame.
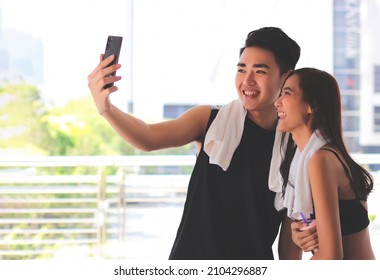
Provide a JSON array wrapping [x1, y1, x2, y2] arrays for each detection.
[[88, 27, 302, 259]]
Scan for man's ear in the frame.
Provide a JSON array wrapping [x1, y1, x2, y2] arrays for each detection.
[[307, 105, 313, 114], [283, 69, 294, 80], [280, 69, 294, 85]]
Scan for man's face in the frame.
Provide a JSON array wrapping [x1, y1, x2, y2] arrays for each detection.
[[235, 46, 289, 115]]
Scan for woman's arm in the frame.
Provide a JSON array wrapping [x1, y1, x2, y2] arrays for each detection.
[[308, 150, 343, 260]]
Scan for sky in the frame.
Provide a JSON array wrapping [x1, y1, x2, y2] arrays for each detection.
[[0, 0, 130, 106], [0, 0, 333, 114]]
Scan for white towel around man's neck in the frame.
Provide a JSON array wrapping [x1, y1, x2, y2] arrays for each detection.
[[203, 99, 247, 171], [268, 129, 328, 220]]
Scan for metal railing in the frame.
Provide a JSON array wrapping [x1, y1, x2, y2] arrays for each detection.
[[0, 155, 194, 259], [0, 154, 379, 259]]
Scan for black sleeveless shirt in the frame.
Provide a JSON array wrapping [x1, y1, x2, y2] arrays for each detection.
[[169, 109, 284, 260]]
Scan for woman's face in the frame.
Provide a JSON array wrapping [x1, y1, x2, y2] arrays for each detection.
[[274, 74, 313, 134]]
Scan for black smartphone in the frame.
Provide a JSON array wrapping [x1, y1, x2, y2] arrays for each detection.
[[103, 35, 123, 89]]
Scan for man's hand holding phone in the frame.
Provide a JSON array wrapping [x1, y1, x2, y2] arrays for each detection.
[[103, 36, 123, 89], [87, 36, 123, 115]]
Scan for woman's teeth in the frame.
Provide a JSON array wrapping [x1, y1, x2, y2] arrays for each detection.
[[277, 112, 286, 119]]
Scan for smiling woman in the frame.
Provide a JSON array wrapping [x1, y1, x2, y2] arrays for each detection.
[[273, 68, 376, 260], [275, 74, 314, 138]]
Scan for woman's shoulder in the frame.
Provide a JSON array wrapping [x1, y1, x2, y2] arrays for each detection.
[[309, 145, 352, 187], [309, 145, 344, 173]]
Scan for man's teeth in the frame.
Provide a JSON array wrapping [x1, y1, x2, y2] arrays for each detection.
[[244, 90, 259, 96], [278, 112, 286, 119]]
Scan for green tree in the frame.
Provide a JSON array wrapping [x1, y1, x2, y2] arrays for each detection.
[[47, 96, 196, 157], [0, 83, 53, 155], [0, 82, 195, 157], [46, 96, 136, 156]]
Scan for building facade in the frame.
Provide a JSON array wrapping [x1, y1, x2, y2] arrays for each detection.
[[333, 0, 380, 152]]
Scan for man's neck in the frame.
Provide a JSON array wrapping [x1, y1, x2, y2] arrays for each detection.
[[247, 109, 277, 130]]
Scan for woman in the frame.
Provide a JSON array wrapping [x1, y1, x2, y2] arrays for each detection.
[[273, 68, 375, 260]]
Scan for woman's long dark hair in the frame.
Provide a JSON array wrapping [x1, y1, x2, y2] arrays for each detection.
[[280, 68, 373, 200]]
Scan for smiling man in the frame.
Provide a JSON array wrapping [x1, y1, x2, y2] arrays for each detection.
[[88, 27, 301, 260]]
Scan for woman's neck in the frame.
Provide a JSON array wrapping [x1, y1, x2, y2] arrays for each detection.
[[291, 128, 315, 151]]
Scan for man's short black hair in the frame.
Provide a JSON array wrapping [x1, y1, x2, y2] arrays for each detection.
[[240, 27, 301, 75]]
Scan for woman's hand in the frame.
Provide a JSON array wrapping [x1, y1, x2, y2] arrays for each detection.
[[291, 220, 319, 253]]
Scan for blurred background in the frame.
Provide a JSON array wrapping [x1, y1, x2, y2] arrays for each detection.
[[0, 0, 379, 259]]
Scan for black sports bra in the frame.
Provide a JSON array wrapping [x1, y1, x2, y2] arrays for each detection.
[[320, 148, 369, 236]]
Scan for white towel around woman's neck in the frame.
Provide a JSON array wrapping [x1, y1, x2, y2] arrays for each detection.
[[203, 99, 247, 171], [268, 129, 328, 220]]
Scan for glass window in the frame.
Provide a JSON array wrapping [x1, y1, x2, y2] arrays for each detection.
[[343, 136, 361, 152], [374, 125, 380, 133], [336, 74, 360, 90], [334, 51, 346, 68], [341, 94, 360, 110], [334, 31, 346, 48], [334, 51, 360, 69], [163, 104, 195, 119], [375, 65, 380, 93], [334, 0, 360, 9], [374, 106, 380, 114], [374, 107, 380, 132], [342, 115, 359, 131], [334, 10, 346, 28], [333, 32, 360, 55]]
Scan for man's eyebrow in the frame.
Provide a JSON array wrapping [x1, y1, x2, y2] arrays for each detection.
[[236, 62, 270, 69], [253, 63, 270, 69]]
